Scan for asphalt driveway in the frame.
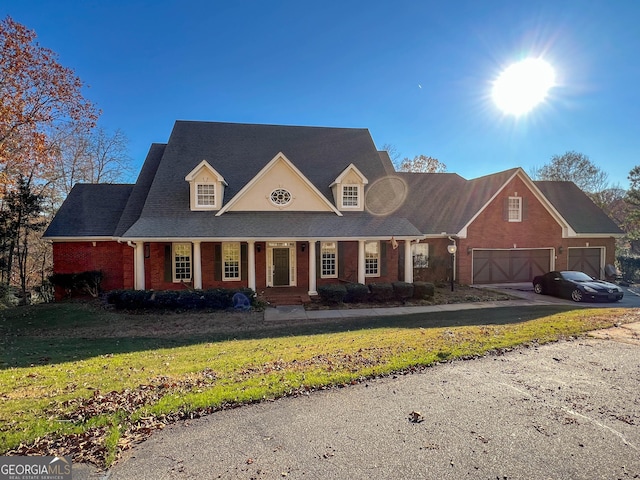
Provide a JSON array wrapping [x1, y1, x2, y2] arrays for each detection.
[[77, 325, 640, 480]]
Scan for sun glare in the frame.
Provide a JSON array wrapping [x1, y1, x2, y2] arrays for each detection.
[[492, 58, 556, 116]]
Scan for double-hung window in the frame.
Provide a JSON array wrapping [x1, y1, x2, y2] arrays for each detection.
[[365, 241, 379, 276], [321, 242, 337, 278], [173, 243, 192, 282], [412, 243, 429, 268], [342, 185, 359, 208], [196, 183, 216, 207], [508, 196, 522, 222], [223, 242, 240, 281]]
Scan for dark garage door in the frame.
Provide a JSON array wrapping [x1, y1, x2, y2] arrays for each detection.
[[473, 249, 552, 284], [568, 247, 602, 279]]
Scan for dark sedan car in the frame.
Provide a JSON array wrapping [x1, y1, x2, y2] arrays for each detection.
[[532, 270, 624, 302]]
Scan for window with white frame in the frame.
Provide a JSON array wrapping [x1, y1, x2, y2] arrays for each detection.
[[365, 241, 379, 276], [508, 196, 522, 222], [222, 242, 241, 281], [412, 243, 429, 268], [342, 185, 359, 207], [321, 242, 337, 278], [173, 243, 192, 282], [196, 183, 216, 207]]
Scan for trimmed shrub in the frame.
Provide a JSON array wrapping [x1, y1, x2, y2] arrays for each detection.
[[392, 281, 414, 301], [344, 283, 370, 303], [318, 284, 347, 304], [368, 282, 394, 302], [106, 287, 256, 311], [413, 281, 435, 300]]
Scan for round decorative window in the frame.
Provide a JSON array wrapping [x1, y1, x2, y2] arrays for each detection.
[[270, 188, 292, 206]]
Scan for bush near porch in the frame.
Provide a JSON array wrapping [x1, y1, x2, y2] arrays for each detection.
[[317, 281, 435, 305], [105, 288, 256, 311]]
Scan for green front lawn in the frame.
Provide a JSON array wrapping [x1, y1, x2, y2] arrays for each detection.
[[0, 302, 630, 467]]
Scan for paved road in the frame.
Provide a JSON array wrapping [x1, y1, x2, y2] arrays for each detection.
[[77, 326, 640, 480]]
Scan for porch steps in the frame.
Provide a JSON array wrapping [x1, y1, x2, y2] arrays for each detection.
[[261, 288, 311, 306]]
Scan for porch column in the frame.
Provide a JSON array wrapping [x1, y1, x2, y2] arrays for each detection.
[[247, 240, 256, 291], [404, 240, 413, 283], [357, 240, 366, 284], [308, 240, 317, 296], [193, 241, 202, 289], [134, 242, 145, 290]]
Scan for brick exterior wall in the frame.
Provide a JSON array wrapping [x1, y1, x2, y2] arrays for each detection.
[[52, 241, 133, 299]]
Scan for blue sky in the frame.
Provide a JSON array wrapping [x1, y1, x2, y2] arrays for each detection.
[[3, 1, 639, 188]]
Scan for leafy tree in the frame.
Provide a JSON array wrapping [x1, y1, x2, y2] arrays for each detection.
[[0, 175, 45, 301], [397, 154, 447, 173], [623, 166, 640, 254], [0, 16, 98, 187], [530, 151, 609, 197]]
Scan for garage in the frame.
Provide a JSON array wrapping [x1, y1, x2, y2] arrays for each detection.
[[568, 247, 603, 279], [472, 249, 552, 284]]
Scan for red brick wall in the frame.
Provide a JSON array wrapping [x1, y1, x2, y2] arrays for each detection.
[[454, 176, 617, 284], [52, 241, 133, 296]]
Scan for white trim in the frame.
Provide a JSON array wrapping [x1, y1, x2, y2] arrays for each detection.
[[172, 242, 192, 283], [364, 240, 380, 277], [195, 182, 217, 209], [266, 241, 297, 287], [411, 242, 429, 269], [507, 196, 522, 222], [320, 241, 338, 278], [185, 160, 228, 184], [340, 184, 361, 209], [330, 163, 369, 186], [222, 241, 241, 281], [217, 152, 342, 216]]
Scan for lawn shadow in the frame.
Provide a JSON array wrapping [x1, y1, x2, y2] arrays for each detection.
[[1, 304, 578, 369]]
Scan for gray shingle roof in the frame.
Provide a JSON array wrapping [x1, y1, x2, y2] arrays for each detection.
[[44, 184, 133, 237], [138, 121, 392, 218], [44, 121, 623, 241], [114, 143, 165, 236], [392, 169, 520, 234], [122, 212, 422, 239], [535, 181, 623, 234]]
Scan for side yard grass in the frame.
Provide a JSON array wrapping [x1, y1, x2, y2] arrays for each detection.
[[0, 302, 635, 468]]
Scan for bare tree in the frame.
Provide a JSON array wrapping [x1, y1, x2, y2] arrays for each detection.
[[50, 126, 132, 197], [381, 143, 401, 164]]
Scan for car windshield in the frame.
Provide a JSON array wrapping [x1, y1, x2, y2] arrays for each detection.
[[561, 271, 593, 282]]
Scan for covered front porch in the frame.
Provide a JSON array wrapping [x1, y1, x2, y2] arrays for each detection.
[[128, 238, 420, 295]]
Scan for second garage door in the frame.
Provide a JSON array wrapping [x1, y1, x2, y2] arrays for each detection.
[[568, 247, 602, 279], [473, 249, 552, 284]]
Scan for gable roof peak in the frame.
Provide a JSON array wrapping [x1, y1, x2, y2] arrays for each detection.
[[184, 159, 228, 185], [330, 163, 369, 186]]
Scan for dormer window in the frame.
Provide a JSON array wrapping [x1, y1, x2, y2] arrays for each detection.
[[185, 160, 227, 211], [331, 163, 368, 212], [342, 185, 360, 207], [196, 183, 216, 207]]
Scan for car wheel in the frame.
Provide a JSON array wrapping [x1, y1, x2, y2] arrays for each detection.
[[533, 283, 544, 294], [571, 289, 583, 302]]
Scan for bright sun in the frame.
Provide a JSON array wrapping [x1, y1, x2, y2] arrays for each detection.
[[492, 58, 556, 116]]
